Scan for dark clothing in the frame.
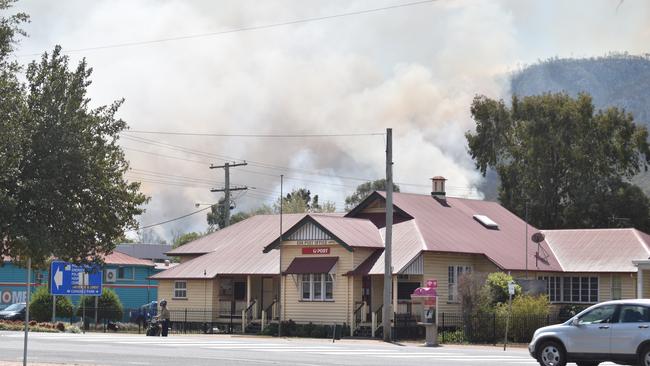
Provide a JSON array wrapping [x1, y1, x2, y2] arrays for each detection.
[[161, 319, 169, 337]]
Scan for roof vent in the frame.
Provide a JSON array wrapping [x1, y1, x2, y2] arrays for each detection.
[[473, 214, 499, 230]]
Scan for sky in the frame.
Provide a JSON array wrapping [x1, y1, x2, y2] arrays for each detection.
[[7, 0, 650, 242]]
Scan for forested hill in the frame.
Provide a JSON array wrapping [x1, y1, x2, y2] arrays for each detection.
[[479, 54, 650, 201], [511, 54, 650, 125]]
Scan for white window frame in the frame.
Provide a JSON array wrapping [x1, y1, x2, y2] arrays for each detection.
[[611, 274, 622, 300], [174, 280, 187, 299], [301, 273, 334, 302], [448, 265, 472, 302], [539, 275, 598, 304]]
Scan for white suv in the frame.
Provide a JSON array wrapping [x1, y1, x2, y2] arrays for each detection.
[[529, 299, 650, 366]]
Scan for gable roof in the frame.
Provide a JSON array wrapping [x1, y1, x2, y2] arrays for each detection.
[[152, 214, 307, 279], [349, 191, 562, 272], [541, 228, 650, 272], [263, 214, 384, 253]]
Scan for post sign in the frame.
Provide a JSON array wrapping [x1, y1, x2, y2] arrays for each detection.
[[508, 281, 516, 296], [50, 261, 102, 296], [301, 247, 330, 255]]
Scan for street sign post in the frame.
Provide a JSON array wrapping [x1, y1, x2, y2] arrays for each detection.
[[50, 261, 102, 296]]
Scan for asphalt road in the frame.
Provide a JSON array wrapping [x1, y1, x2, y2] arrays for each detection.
[[0, 331, 615, 366]]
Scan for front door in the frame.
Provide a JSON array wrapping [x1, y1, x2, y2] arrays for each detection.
[[610, 304, 650, 355], [362, 276, 371, 322], [564, 304, 616, 356]]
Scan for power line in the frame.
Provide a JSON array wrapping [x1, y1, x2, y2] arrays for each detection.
[[17, 0, 437, 57], [122, 130, 385, 138], [131, 204, 215, 230]]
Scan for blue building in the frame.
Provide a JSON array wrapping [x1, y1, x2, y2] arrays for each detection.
[[0, 250, 163, 311]]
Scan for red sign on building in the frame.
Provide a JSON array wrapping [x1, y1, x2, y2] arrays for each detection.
[[301, 247, 330, 255]]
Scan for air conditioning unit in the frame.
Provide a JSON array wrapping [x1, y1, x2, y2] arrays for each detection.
[[105, 269, 117, 283]]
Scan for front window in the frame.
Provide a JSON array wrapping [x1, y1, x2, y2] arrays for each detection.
[[117, 267, 134, 280], [448, 265, 471, 302], [301, 273, 333, 301], [611, 275, 622, 300], [174, 281, 187, 299], [542, 275, 599, 303], [578, 304, 616, 325]]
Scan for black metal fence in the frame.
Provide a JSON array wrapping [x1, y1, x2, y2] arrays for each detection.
[[438, 312, 567, 344]]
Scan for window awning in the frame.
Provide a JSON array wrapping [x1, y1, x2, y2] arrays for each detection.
[[283, 257, 339, 275]]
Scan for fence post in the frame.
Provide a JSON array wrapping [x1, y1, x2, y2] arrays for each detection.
[[184, 309, 187, 334], [441, 313, 444, 343], [493, 313, 496, 344]]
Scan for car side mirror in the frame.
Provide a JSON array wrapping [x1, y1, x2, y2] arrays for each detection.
[[571, 318, 580, 326]]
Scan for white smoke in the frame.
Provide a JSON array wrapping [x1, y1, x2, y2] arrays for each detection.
[[11, 0, 649, 241]]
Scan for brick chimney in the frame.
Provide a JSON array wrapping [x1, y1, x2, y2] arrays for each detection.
[[431, 176, 447, 200]]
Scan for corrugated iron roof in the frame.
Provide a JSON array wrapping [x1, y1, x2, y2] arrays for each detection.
[[116, 243, 173, 261], [151, 214, 306, 279], [542, 228, 650, 272], [168, 214, 307, 256], [104, 251, 155, 267], [284, 257, 338, 274], [370, 192, 563, 272]]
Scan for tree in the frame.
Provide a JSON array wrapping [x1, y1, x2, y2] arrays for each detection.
[[207, 200, 274, 230], [344, 179, 400, 211], [172, 231, 202, 249], [29, 285, 73, 322], [274, 188, 336, 214], [77, 288, 123, 322], [466, 92, 650, 230]]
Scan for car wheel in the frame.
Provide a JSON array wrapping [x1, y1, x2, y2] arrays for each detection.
[[537, 341, 567, 366], [639, 345, 650, 366]]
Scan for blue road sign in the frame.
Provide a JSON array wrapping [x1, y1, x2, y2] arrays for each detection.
[[50, 261, 102, 296]]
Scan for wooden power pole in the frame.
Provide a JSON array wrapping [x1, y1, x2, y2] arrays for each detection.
[[210, 162, 248, 228], [383, 128, 393, 342]]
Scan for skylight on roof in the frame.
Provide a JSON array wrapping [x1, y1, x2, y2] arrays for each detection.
[[473, 215, 499, 229]]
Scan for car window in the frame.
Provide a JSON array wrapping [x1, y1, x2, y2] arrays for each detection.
[[578, 305, 616, 324], [619, 305, 650, 323], [3, 303, 25, 312]]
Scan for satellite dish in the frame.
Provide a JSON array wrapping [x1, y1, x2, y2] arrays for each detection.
[[531, 232, 545, 243]]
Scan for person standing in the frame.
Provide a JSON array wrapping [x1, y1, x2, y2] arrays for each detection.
[[159, 300, 170, 337]]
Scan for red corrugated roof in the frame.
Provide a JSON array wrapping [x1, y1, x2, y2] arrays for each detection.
[[542, 228, 650, 272], [168, 213, 308, 256], [284, 257, 339, 274], [302, 215, 384, 249], [371, 192, 563, 272], [152, 214, 306, 279], [103, 251, 155, 267]]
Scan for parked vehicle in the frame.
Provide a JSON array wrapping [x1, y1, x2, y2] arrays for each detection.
[[529, 299, 650, 366], [0, 303, 26, 321], [130, 301, 157, 324]]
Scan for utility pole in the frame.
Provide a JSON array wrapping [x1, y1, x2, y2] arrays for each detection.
[[278, 174, 283, 338], [210, 161, 248, 228], [383, 128, 393, 342]]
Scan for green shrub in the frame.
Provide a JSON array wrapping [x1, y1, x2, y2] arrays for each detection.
[[496, 294, 550, 342], [29, 286, 74, 322], [485, 272, 521, 305], [439, 329, 466, 344], [76, 288, 123, 322]]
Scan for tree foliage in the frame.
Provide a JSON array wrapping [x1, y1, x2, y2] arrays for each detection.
[[207, 199, 273, 230], [274, 188, 336, 214], [29, 285, 74, 322], [0, 40, 148, 265], [466, 92, 650, 230], [344, 179, 400, 211], [172, 231, 203, 249]]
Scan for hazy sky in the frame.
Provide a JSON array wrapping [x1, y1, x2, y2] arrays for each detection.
[[8, 0, 649, 242]]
